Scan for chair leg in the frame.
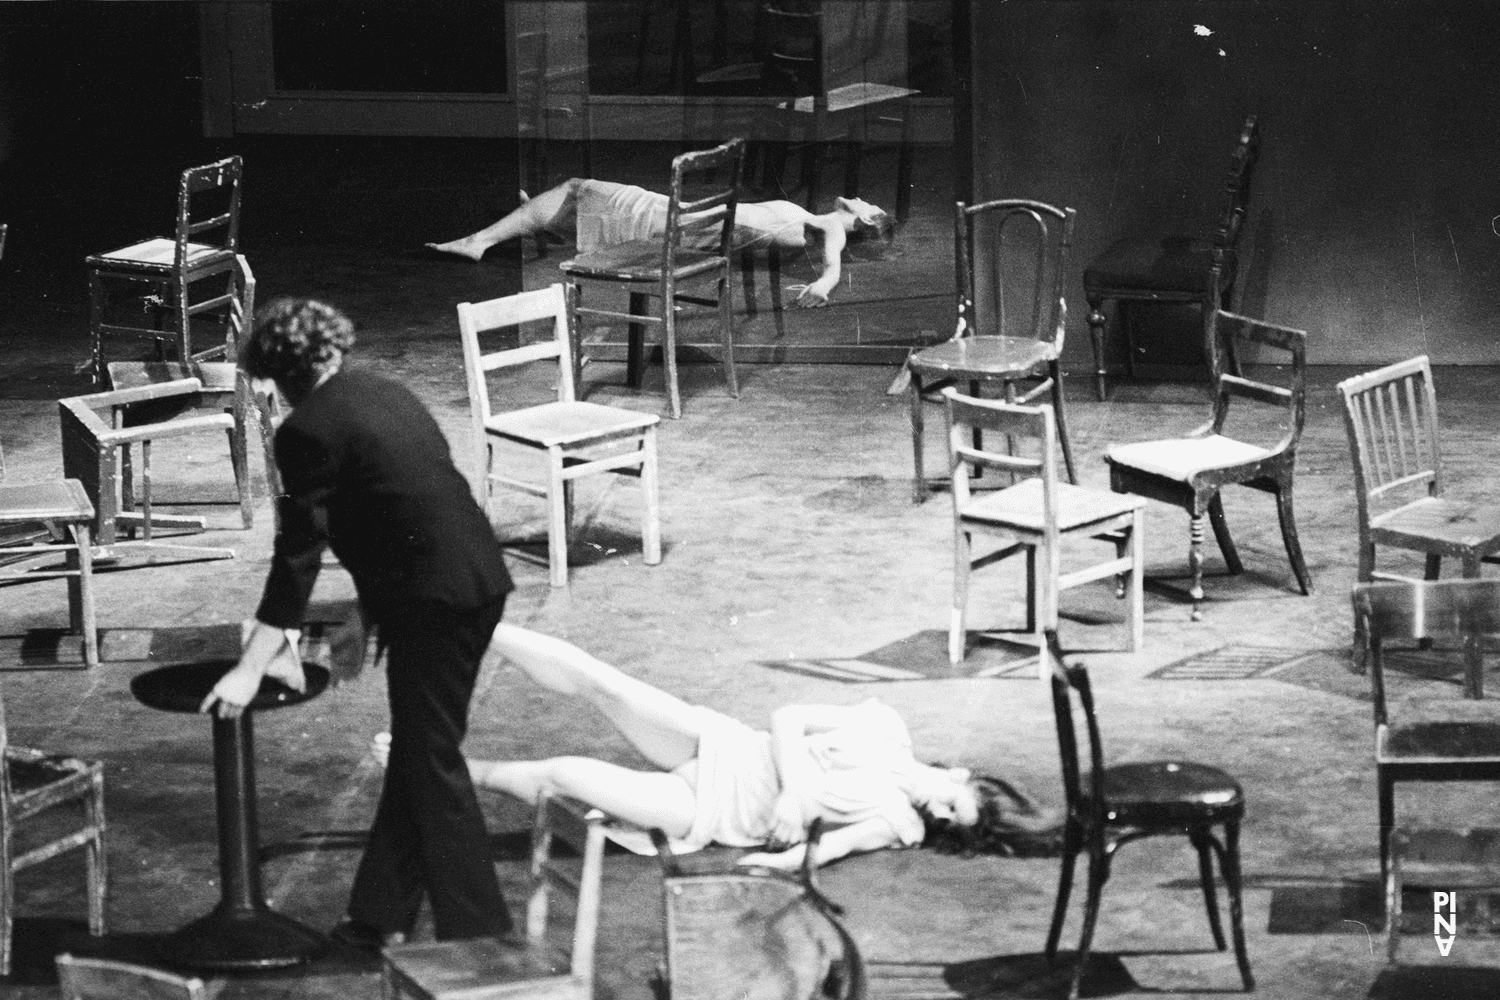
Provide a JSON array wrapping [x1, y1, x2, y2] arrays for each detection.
[[1, 854, 12, 977], [1044, 836, 1079, 963], [1274, 481, 1314, 595], [1188, 512, 1207, 622], [175, 274, 193, 363], [908, 371, 926, 504], [626, 292, 649, 391], [716, 270, 738, 398], [89, 270, 108, 386], [950, 526, 971, 664], [68, 521, 99, 669], [1190, 827, 1227, 950], [662, 284, 683, 420], [1069, 839, 1109, 1000], [547, 450, 569, 587], [227, 421, 253, 530], [1206, 492, 1243, 575], [1128, 507, 1145, 652], [640, 428, 662, 566], [1049, 361, 1078, 485], [1385, 828, 1403, 964], [1087, 294, 1108, 401], [767, 244, 785, 342], [87, 770, 107, 937], [1378, 772, 1394, 886], [1025, 545, 1037, 638], [1221, 820, 1254, 991]]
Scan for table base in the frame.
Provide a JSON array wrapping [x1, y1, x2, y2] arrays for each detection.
[[164, 906, 327, 972]]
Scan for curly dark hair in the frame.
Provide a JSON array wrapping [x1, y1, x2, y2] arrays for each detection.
[[917, 773, 1064, 858], [240, 297, 356, 382]]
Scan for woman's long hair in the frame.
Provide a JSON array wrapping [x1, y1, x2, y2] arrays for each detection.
[[917, 772, 1064, 858]]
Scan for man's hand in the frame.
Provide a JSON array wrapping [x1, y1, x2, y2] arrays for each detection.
[[787, 282, 832, 309], [200, 660, 266, 719], [201, 620, 305, 719]]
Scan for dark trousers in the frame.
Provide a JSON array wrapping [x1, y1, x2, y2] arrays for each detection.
[[348, 594, 512, 939]]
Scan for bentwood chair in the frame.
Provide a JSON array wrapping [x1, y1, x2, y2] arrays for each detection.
[[458, 284, 662, 587], [562, 140, 744, 419], [1352, 580, 1500, 960], [1104, 265, 1313, 621], [1044, 631, 1252, 998], [59, 379, 244, 564], [1338, 356, 1500, 666], [909, 199, 1079, 502], [382, 792, 605, 1000], [1084, 116, 1259, 400], [86, 156, 244, 383], [56, 955, 208, 1000], [945, 390, 1145, 668], [2, 690, 108, 976]]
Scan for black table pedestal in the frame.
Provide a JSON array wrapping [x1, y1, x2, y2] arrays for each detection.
[[132, 659, 331, 973]]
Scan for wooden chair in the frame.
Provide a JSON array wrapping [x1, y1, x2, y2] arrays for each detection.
[[0, 430, 99, 669], [1084, 116, 1259, 400], [2, 691, 108, 976], [458, 284, 662, 587], [1103, 285, 1313, 622], [1043, 631, 1252, 999], [1338, 356, 1500, 666], [86, 157, 244, 384], [56, 954, 209, 1000], [59, 379, 244, 564], [756, 2, 916, 223], [563, 139, 745, 420], [944, 389, 1145, 669], [1352, 579, 1500, 960], [382, 792, 605, 1000], [909, 199, 1079, 503]]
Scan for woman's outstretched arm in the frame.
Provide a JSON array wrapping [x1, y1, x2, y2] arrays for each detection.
[[737, 817, 903, 871]]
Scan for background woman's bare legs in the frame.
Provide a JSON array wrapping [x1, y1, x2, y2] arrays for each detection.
[[473, 757, 696, 838], [424, 178, 583, 260], [488, 623, 702, 771]]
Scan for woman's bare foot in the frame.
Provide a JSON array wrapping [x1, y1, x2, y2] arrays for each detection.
[[423, 237, 490, 262], [371, 732, 391, 769]]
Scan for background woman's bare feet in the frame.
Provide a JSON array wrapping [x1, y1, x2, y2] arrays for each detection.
[[423, 237, 488, 261], [371, 732, 391, 769]]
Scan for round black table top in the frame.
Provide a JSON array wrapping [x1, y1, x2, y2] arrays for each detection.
[[131, 659, 330, 714]]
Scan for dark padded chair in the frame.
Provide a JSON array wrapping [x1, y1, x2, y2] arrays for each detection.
[[1084, 116, 1259, 400], [1352, 579, 1500, 961], [1044, 630, 1253, 999]]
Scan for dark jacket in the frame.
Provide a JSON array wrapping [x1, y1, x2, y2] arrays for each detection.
[[256, 367, 512, 630]]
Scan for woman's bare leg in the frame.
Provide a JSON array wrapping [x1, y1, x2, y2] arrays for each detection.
[[488, 623, 703, 770], [425, 179, 583, 260], [469, 756, 696, 837]]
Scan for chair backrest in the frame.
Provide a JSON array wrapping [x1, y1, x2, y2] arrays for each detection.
[[954, 199, 1074, 352], [175, 156, 243, 268], [665, 139, 745, 272], [759, 2, 822, 98], [1044, 630, 1107, 834], [1336, 356, 1442, 533], [1211, 115, 1260, 253], [1353, 579, 1500, 722], [56, 954, 209, 1000], [943, 388, 1059, 537], [1203, 303, 1306, 457], [527, 791, 606, 987]]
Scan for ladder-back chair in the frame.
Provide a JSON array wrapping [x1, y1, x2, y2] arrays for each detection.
[[562, 139, 744, 419], [458, 284, 662, 587], [1104, 273, 1313, 621], [56, 955, 208, 1000], [944, 390, 1145, 669], [86, 156, 244, 383], [909, 199, 1079, 502]]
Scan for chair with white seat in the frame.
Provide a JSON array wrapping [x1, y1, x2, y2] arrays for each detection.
[[944, 389, 1146, 669], [1103, 269, 1313, 622], [458, 283, 662, 587]]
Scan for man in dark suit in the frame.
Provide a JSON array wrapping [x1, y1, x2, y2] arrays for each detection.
[[202, 298, 514, 949]]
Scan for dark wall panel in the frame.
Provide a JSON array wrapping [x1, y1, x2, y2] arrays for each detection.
[[972, 1, 1500, 366]]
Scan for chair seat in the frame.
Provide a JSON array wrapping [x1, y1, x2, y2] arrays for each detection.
[[1097, 760, 1244, 826], [909, 336, 1057, 380], [1372, 496, 1500, 555], [1379, 721, 1500, 762], [384, 937, 574, 1000], [6, 746, 102, 820], [960, 478, 1145, 533], [87, 238, 235, 275], [1106, 434, 1271, 483], [562, 241, 725, 282], [108, 361, 238, 394], [0, 480, 94, 526], [486, 400, 659, 449], [1083, 235, 1238, 297]]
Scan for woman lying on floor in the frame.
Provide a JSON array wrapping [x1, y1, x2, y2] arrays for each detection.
[[373, 624, 1058, 869], [423, 177, 895, 308]]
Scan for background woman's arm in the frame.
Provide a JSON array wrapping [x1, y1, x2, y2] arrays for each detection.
[[737, 817, 903, 870]]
